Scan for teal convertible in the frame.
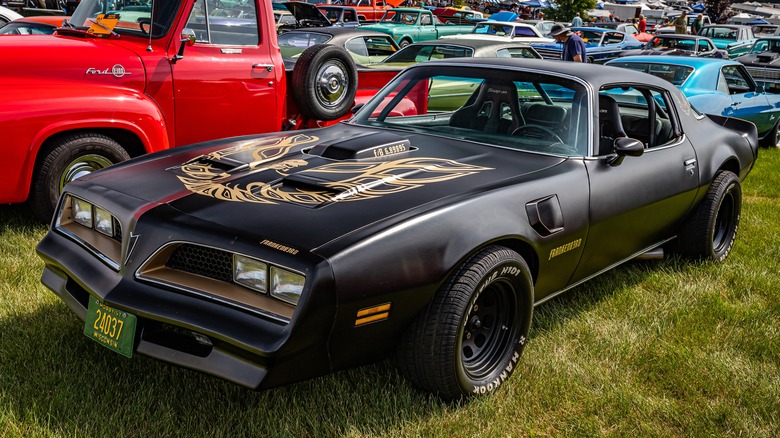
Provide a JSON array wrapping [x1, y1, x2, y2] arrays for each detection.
[[608, 55, 780, 148]]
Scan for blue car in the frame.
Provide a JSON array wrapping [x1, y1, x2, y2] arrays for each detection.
[[531, 27, 643, 63], [607, 55, 780, 147]]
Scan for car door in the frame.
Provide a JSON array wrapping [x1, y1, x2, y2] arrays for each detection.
[[600, 32, 625, 60], [572, 86, 699, 283], [719, 64, 774, 133], [172, 0, 281, 146]]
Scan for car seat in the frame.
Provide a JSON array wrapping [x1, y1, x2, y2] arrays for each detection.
[[598, 94, 627, 155], [449, 82, 524, 134]]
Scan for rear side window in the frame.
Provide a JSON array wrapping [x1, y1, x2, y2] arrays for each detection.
[[609, 62, 694, 87], [187, 0, 259, 45]]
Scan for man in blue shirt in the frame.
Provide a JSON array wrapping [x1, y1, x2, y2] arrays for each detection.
[[550, 23, 587, 62], [571, 12, 583, 28]]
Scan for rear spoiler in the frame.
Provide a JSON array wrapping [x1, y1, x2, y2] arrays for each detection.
[[706, 113, 759, 159]]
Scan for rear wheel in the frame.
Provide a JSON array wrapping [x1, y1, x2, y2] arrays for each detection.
[[669, 171, 741, 262], [396, 246, 533, 400], [30, 133, 129, 222], [761, 119, 780, 148]]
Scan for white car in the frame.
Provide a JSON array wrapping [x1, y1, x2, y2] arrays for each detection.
[[442, 21, 554, 43], [0, 6, 23, 27]]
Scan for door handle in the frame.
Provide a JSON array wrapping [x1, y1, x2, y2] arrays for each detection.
[[731, 101, 741, 107], [684, 158, 697, 175], [252, 64, 273, 72]]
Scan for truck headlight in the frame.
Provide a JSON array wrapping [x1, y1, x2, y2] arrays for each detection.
[[270, 267, 305, 305], [233, 255, 267, 294]]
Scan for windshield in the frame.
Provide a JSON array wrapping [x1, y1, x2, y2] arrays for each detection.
[[70, 0, 181, 38], [647, 36, 698, 51], [577, 30, 603, 44], [383, 44, 474, 63], [352, 65, 590, 156], [609, 62, 694, 87]]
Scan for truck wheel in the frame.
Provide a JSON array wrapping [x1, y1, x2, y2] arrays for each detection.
[[669, 171, 741, 262], [291, 44, 357, 121], [30, 133, 130, 222], [761, 119, 780, 148], [396, 246, 533, 400], [399, 39, 412, 48]]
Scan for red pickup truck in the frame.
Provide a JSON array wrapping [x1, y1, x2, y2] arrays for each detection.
[[338, 0, 397, 22], [2, 0, 394, 220]]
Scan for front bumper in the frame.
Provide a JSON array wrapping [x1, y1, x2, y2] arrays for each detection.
[[36, 209, 337, 390]]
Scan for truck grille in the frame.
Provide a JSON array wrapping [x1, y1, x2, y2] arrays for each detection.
[[746, 67, 780, 81], [534, 48, 562, 60], [167, 244, 233, 282]]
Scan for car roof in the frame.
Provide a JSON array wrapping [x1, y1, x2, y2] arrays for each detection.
[[409, 57, 675, 90], [607, 55, 740, 71], [406, 38, 533, 50], [702, 24, 749, 30], [651, 34, 708, 40], [283, 27, 393, 40]]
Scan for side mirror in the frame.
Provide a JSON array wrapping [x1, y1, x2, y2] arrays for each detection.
[[756, 84, 766, 94], [608, 137, 644, 166], [172, 28, 196, 64]]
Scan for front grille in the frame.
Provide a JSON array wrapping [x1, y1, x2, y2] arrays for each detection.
[[534, 48, 561, 60], [167, 244, 233, 282], [746, 67, 780, 81]]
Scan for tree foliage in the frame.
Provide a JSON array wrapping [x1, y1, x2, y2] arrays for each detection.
[[543, 0, 598, 23], [704, 0, 731, 22]]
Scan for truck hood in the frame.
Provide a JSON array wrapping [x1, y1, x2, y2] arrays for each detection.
[[0, 35, 145, 89], [73, 126, 565, 252]]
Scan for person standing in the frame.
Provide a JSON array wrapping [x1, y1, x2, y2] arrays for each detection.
[[571, 12, 583, 28], [673, 10, 688, 34], [691, 13, 704, 35], [638, 14, 646, 33], [550, 24, 587, 62]]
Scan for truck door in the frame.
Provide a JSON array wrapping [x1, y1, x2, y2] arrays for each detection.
[[171, 0, 281, 146]]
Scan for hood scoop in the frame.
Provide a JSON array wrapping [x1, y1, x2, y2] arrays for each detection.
[[757, 52, 779, 62], [308, 131, 415, 160]]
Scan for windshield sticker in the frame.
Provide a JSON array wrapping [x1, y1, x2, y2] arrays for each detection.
[[87, 13, 119, 36]]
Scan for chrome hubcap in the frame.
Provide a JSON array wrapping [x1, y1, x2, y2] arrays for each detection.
[[59, 154, 114, 191], [316, 60, 348, 109]]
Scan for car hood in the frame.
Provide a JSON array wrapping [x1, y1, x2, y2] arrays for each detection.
[[0, 35, 144, 89], [74, 126, 566, 252], [738, 51, 780, 65], [281, 1, 331, 27]]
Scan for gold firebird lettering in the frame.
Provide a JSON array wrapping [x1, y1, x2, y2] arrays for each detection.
[[175, 135, 493, 205], [548, 239, 582, 260]]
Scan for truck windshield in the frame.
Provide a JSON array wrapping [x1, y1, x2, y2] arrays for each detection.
[[70, 0, 182, 38]]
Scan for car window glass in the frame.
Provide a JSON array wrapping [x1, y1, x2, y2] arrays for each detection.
[[278, 32, 333, 58], [187, 0, 259, 45], [344, 10, 356, 21], [421, 15, 432, 25], [721, 66, 753, 94], [599, 86, 678, 150], [496, 48, 539, 59], [603, 32, 623, 45], [751, 40, 769, 53], [345, 37, 369, 58], [365, 36, 398, 58], [608, 62, 694, 87], [353, 68, 590, 156]]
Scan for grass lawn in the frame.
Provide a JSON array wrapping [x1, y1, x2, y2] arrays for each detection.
[[1, 149, 778, 437]]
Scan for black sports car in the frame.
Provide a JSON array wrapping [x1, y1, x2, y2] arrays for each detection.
[[737, 37, 780, 92], [37, 58, 758, 399]]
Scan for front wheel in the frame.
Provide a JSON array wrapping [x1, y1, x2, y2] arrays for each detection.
[[29, 133, 130, 222], [398, 39, 412, 48], [669, 171, 741, 262], [396, 246, 534, 400]]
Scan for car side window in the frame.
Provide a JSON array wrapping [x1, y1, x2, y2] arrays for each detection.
[[721, 66, 753, 94], [345, 37, 369, 58], [421, 15, 432, 26], [496, 48, 539, 59], [344, 10, 356, 22], [598, 86, 679, 153], [186, 0, 259, 46], [603, 32, 623, 45]]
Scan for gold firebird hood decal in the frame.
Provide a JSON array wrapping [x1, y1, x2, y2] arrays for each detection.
[[174, 134, 493, 205]]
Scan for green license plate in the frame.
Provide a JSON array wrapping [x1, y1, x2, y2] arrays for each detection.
[[84, 298, 137, 358]]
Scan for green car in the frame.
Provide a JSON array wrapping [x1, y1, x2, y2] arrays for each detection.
[[697, 24, 756, 58], [360, 8, 474, 47]]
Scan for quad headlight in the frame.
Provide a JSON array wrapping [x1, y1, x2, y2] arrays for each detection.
[[233, 255, 305, 305], [62, 195, 120, 239]]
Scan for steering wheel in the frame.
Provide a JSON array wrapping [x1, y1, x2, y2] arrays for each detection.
[[512, 124, 564, 144], [138, 17, 164, 35]]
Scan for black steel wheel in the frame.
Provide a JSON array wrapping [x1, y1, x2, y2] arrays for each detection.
[[396, 246, 533, 400], [30, 133, 129, 222], [291, 44, 358, 121], [669, 171, 741, 262]]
